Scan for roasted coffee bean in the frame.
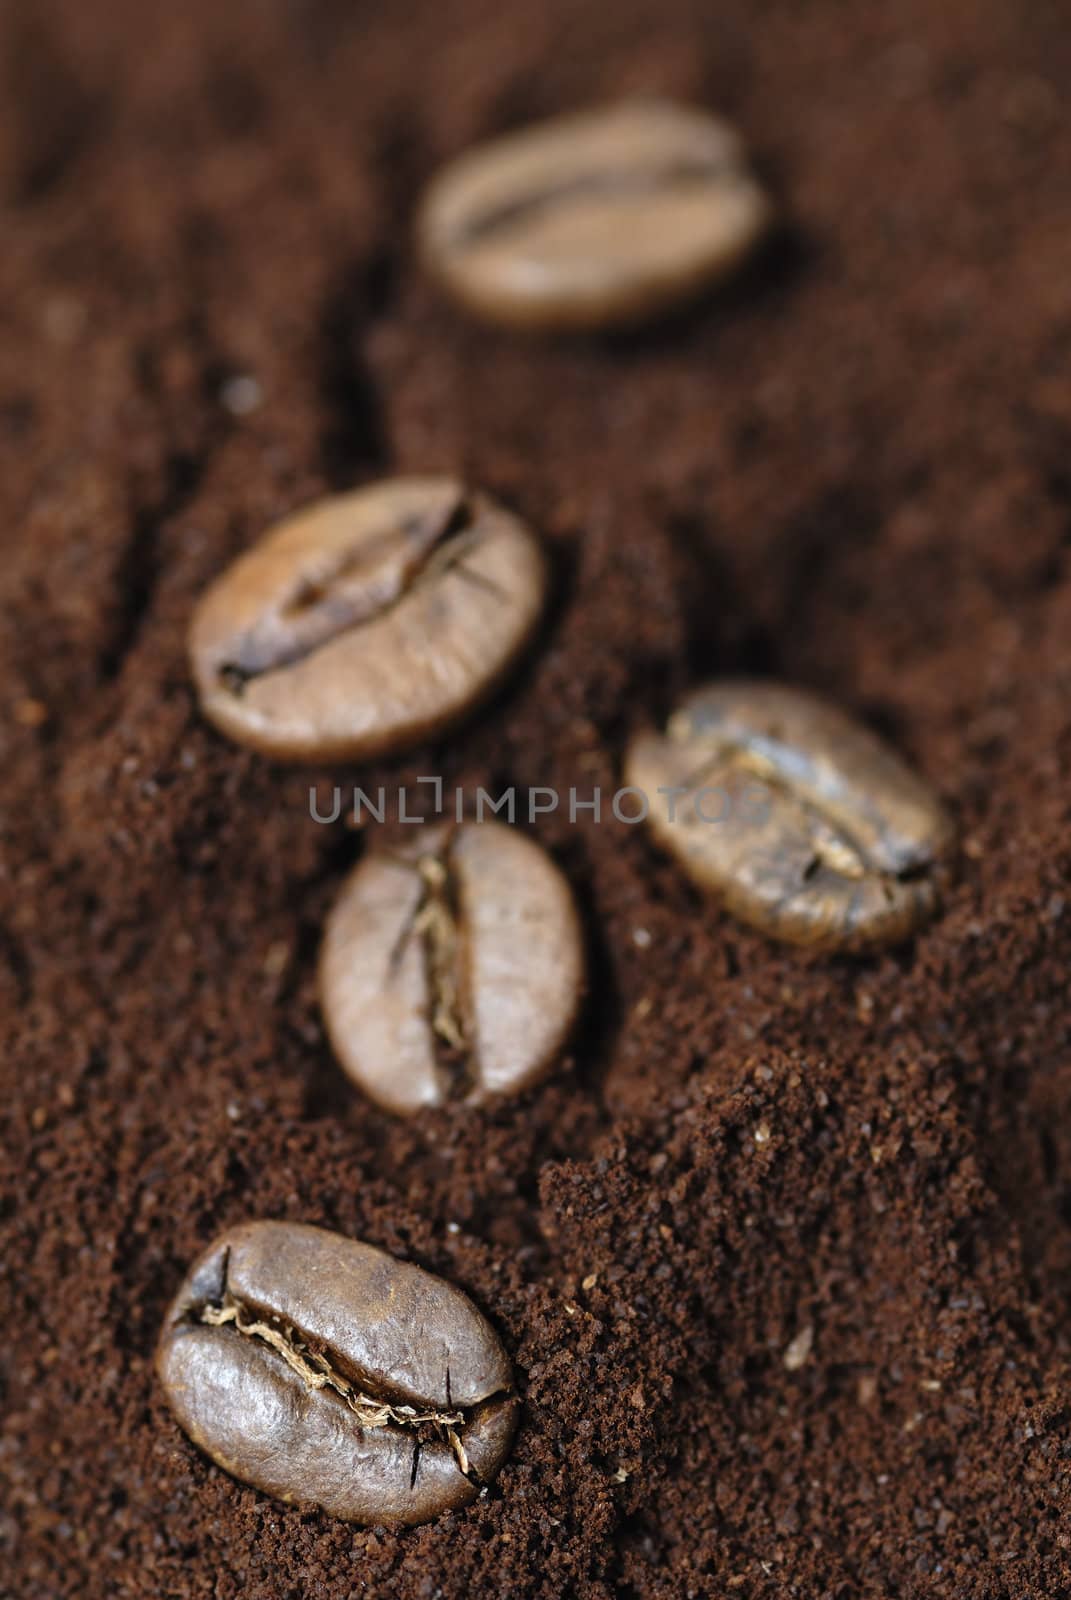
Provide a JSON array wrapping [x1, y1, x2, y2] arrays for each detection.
[[189, 478, 547, 762], [156, 1220, 518, 1527], [626, 681, 953, 950], [320, 820, 584, 1115], [418, 99, 772, 331]]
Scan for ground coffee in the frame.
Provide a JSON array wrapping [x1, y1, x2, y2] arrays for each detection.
[[4, 0, 1071, 1596]]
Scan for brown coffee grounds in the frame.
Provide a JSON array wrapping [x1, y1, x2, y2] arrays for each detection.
[[3, 0, 1071, 1595]]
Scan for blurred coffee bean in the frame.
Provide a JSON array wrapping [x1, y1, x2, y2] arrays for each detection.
[[189, 478, 546, 762], [320, 820, 584, 1114], [626, 681, 953, 949], [418, 99, 772, 331]]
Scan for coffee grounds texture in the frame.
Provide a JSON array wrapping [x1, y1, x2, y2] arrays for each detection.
[[3, 0, 1071, 1595]]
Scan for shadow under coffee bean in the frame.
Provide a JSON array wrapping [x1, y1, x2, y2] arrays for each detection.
[[188, 477, 547, 762], [319, 819, 585, 1116], [156, 1221, 518, 1527], [418, 99, 773, 332], [626, 680, 954, 950]]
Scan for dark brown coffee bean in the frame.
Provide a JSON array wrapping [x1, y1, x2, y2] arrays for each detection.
[[319, 820, 584, 1115], [189, 478, 547, 762], [156, 1220, 517, 1527], [417, 99, 772, 331], [625, 682, 953, 950]]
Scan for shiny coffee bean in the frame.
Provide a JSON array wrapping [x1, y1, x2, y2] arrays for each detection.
[[189, 478, 547, 762], [156, 1220, 517, 1527], [418, 99, 772, 331], [320, 820, 584, 1115], [626, 681, 953, 950]]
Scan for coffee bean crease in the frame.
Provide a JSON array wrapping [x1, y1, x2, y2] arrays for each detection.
[[450, 157, 746, 246], [197, 1296, 474, 1474], [217, 494, 478, 690]]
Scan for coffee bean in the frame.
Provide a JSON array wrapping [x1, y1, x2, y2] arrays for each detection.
[[626, 682, 953, 950], [156, 1220, 517, 1527], [417, 99, 772, 331], [189, 478, 547, 762], [319, 820, 584, 1114]]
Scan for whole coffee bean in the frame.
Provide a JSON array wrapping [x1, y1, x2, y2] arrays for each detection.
[[417, 99, 772, 331], [156, 1220, 518, 1527], [320, 820, 584, 1115], [625, 682, 953, 950], [189, 478, 547, 762]]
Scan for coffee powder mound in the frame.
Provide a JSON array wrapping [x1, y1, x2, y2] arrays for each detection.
[[4, 0, 1071, 1595]]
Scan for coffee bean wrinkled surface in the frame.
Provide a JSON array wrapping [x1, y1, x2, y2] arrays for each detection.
[[418, 99, 772, 331], [156, 1220, 518, 1526], [320, 820, 584, 1115], [626, 681, 953, 949], [189, 478, 546, 762]]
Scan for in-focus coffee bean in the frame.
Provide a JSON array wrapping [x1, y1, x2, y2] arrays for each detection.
[[418, 99, 772, 331], [156, 1220, 517, 1527], [626, 681, 953, 950], [320, 820, 584, 1115], [189, 478, 547, 762]]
